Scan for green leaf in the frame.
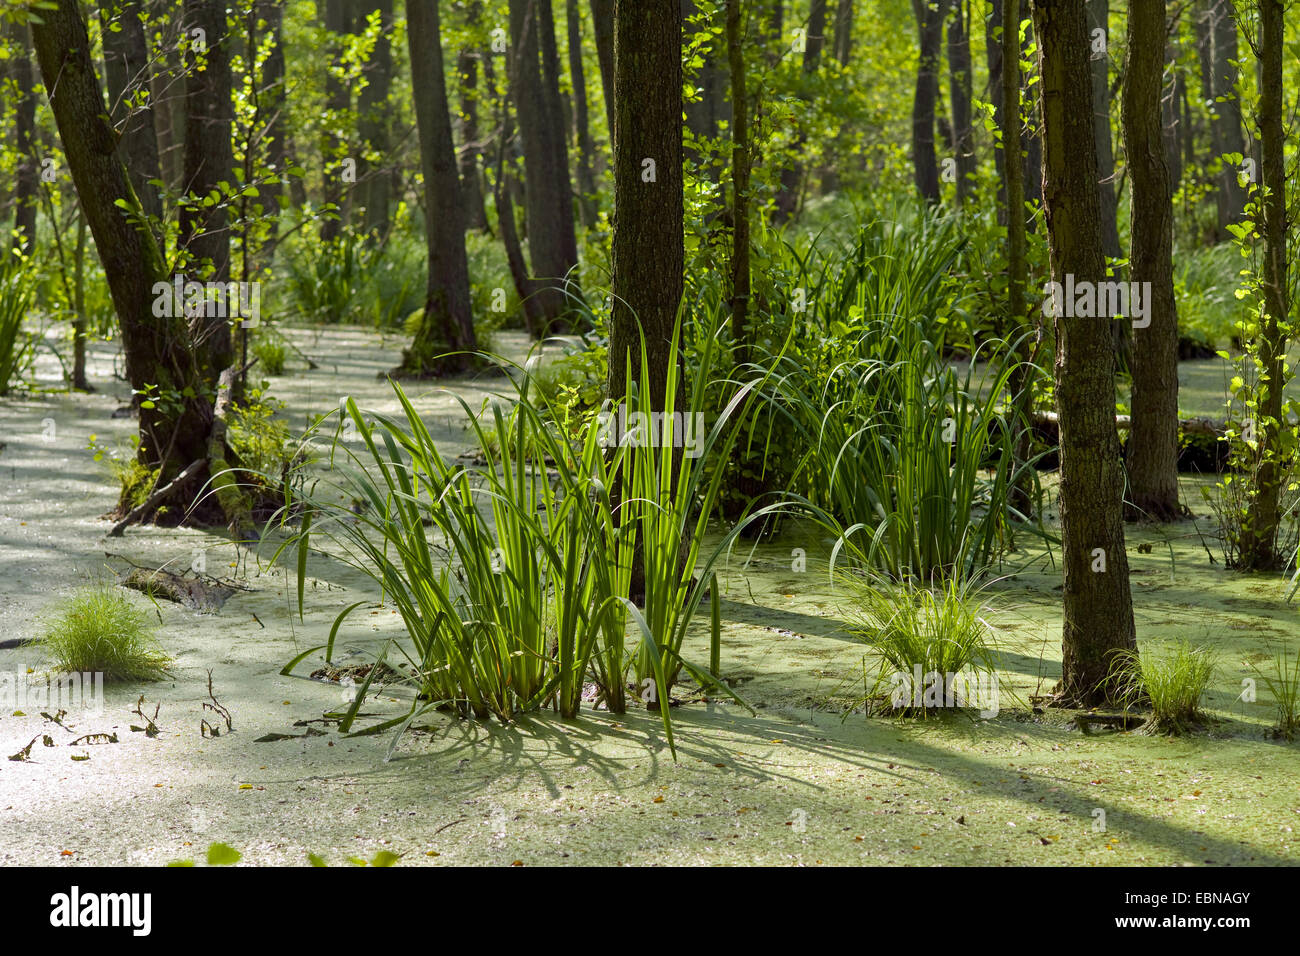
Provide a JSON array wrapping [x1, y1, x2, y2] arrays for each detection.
[[206, 842, 242, 866]]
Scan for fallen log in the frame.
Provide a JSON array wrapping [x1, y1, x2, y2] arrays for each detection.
[[1031, 411, 1227, 440]]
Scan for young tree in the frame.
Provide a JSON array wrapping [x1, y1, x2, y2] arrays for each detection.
[[1123, 0, 1181, 521], [607, 0, 682, 406], [1031, 0, 1137, 706], [319, 0, 351, 242], [399, 0, 477, 376], [32, 0, 250, 532], [181, 0, 235, 379], [833, 0, 854, 64], [1236, 0, 1291, 570]]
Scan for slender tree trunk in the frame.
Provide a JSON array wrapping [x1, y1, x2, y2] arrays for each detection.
[[151, 5, 187, 196], [1161, 34, 1184, 191], [1032, 0, 1137, 706], [1124, 0, 1182, 521], [833, 0, 854, 64], [181, 0, 235, 380], [100, 0, 165, 230], [1004, 0, 1035, 518], [254, 0, 286, 260], [456, 1, 490, 232], [607, 0, 682, 406], [10, 22, 39, 253], [773, 0, 828, 220], [319, 0, 350, 242], [1199, 0, 1246, 241], [507, 0, 581, 332], [1020, 19, 1043, 210], [986, 0, 1007, 216], [357, 0, 392, 239], [568, 0, 599, 226], [727, 0, 750, 360], [948, 0, 975, 202], [590, 0, 615, 135], [911, 0, 946, 204], [1237, 0, 1289, 570], [399, 0, 478, 377], [1086, 0, 1120, 262]]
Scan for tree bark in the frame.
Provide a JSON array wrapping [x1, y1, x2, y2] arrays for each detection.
[[947, 0, 975, 202], [727, 0, 750, 359], [100, 0, 165, 230], [1197, 0, 1246, 241], [507, 0, 581, 332], [911, 0, 946, 204], [9, 21, 39, 254], [399, 0, 478, 377], [590, 0, 616, 135], [357, 0, 393, 240], [1237, 0, 1289, 570], [1123, 0, 1182, 522], [456, 1, 491, 232], [833, 0, 854, 64], [181, 0, 235, 380], [319, 0, 350, 242], [568, 0, 599, 226], [1031, 0, 1137, 707], [607, 0, 682, 406]]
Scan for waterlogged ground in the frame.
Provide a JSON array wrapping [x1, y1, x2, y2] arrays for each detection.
[[0, 326, 1297, 866]]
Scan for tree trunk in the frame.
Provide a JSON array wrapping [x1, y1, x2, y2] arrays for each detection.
[[568, 0, 599, 226], [773, 0, 828, 220], [947, 0, 975, 202], [507, 0, 581, 332], [1086, 0, 1120, 263], [833, 0, 854, 64], [1198, 0, 1246, 241], [31, 0, 240, 527], [9, 21, 39, 254], [1123, 0, 1181, 522], [911, 0, 946, 204], [1032, 0, 1137, 707], [357, 0, 393, 240], [456, 1, 490, 232], [1161, 34, 1184, 191], [1004, 0, 1035, 518], [253, 0, 287, 260], [590, 0, 616, 135], [607, 0, 682, 406], [727, 0, 750, 359], [986, 0, 1007, 216], [100, 0, 165, 230], [181, 0, 235, 380], [399, 0, 478, 377], [1237, 0, 1289, 570], [319, 0, 350, 242]]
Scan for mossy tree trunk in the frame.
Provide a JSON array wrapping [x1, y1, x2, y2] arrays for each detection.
[[1032, 0, 1138, 706]]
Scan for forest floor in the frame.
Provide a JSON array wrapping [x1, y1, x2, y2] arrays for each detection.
[[0, 325, 1297, 866]]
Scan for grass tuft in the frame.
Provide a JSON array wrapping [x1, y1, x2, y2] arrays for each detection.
[[42, 585, 171, 681], [1108, 642, 1217, 735]]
